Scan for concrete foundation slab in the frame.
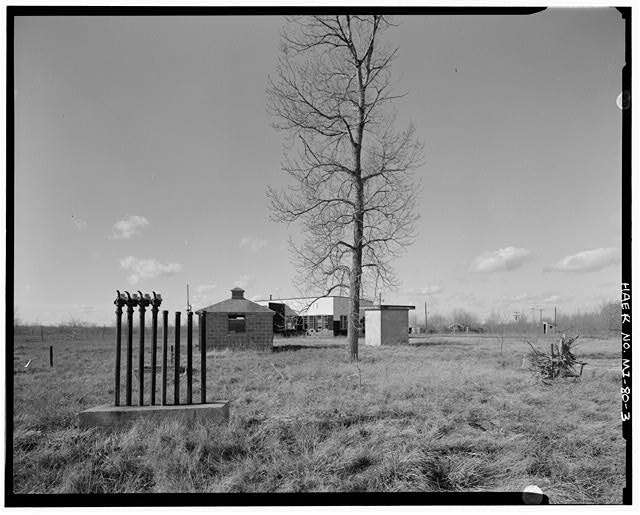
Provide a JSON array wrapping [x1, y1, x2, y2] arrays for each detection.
[[78, 401, 230, 429]]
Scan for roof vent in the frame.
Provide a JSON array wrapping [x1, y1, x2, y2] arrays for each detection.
[[231, 287, 245, 300]]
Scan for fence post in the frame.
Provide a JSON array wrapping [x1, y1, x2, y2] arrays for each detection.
[[49, 345, 53, 367], [114, 290, 125, 406], [162, 310, 168, 406], [200, 311, 207, 404], [187, 311, 193, 405], [150, 292, 162, 405], [174, 312, 181, 405]]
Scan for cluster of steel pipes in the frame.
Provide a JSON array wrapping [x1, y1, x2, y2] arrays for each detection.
[[113, 290, 207, 407]]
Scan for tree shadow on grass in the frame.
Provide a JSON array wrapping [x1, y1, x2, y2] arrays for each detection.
[[273, 343, 345, 352], [407, 339, 468, 348]]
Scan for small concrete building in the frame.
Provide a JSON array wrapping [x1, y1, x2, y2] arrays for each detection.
[[197, 287, 275, 351], [364, 305, 415, 346]]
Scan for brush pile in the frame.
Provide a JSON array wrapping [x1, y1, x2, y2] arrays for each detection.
[[527, 334, 587, 382]]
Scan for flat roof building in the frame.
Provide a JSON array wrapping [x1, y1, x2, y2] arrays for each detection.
[[254, 296, 374, 336]]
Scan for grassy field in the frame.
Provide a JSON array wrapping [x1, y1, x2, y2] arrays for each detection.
[[11, 327, 624, 501]]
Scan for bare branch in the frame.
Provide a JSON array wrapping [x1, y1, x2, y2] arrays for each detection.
[[267, 15, 422, 361]]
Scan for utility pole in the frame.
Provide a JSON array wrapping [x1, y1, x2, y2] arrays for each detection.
[[425, 301, 428, 333], [554, 306, 557, 333], [530, 307, 536, 333]]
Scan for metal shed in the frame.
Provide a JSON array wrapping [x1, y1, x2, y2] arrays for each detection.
[[197, 287, 275, 351]]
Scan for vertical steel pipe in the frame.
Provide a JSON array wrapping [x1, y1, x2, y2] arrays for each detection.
[[200, 311, 207, 404], [161, 310, 168, 406], [150, 295, 160, 405], [126, 298, 134, 406], [174, 312, 181, 405], [114, 293, 123, 406], [138, 294, 147, 406], [187, 311, 193, 405]]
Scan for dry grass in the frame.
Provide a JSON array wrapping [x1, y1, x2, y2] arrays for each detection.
[[11, 329, 624, 501]]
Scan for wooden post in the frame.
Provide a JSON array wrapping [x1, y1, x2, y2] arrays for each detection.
[[200, 311, 207, 404], [49, 345, 53, 367], [174, 312, 181, 405], [161, 310, 168, 406], [187, 311, 193, 404]]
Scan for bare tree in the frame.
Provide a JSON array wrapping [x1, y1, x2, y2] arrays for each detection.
[[450, 308, 479, 328], [267, 15, 423, 361], [13, 306, 22, 328]]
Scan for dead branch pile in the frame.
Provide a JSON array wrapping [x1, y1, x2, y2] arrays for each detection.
[[526, 335, 587, 381]]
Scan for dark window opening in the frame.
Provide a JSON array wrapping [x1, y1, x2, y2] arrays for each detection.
[[228, 314, 246, 333]]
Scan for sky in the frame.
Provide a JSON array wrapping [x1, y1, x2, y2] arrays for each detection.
[[12, 9, 625, 325]]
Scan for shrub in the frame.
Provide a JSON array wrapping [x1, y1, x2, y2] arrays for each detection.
[[526, 335, 587, 382]]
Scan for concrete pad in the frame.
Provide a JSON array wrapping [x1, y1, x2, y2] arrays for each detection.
[[78, 401, 229, 429]]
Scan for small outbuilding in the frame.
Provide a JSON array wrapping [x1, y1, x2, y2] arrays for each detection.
[[197, 287, 275, 351], [364, 305, 415, 346]]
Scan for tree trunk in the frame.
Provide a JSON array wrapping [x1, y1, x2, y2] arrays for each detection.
[[348, 238, 362, 362], [348, 176, 364, 362], [346, 50, 367, 363]]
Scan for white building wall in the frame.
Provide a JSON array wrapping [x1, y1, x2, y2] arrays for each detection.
[[255, 297, 373, 320], [364, 310, 382, 346], [254, 297, 334, 317]]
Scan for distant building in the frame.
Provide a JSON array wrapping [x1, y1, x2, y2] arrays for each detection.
[[447, 323, 484, 334], [254, 296, 374, 336], [448, 323, 468, 333], [266, 301, 300, 335], [197, 287, 275, 351]]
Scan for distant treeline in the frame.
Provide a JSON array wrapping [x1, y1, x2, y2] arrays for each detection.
[[12, 319, 194, 342], [411, 301, 621, 336], [14, 301, 621, 338]]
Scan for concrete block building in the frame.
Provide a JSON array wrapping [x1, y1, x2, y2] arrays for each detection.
[[254, 295, 374, 336], [364, 305, 415, 346], [197, 287, 275, 351]]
